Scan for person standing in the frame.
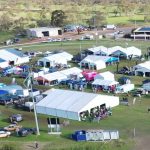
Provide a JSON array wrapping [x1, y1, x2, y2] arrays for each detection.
[[35, 141, 38, 149]]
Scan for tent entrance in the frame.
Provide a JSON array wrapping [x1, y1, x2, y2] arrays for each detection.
[[42, 31, 49, 37], [46, 62, 50, 67], [9, 61, 14, 65], [58, 30, 62, 35]]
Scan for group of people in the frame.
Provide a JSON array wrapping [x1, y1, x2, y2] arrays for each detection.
[[92, 85, 116, 93], [80, 106, 112, 122]]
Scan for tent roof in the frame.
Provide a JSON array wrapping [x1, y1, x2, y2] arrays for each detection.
[[0, 49, 28, 61], [81, 55, 107, 63], [36, 72, 67, 81], [60, 67, 82, 76], [98, 71, 114, 78], [2, 85, 23, 91], [134, 61, 150, 70], [0, 90, 9, 95], [87, 46, 108, 53], [92, 79, 118, 86], [28, 27, 61, 32], [36, 89, 119, 115]]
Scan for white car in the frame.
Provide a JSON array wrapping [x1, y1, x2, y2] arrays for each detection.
[[0, 131, 11, 138]]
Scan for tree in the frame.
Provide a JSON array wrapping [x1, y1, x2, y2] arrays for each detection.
[[87, 11, 106, 28], [51, 10, 66, 27], [0, 13, 12, 31]]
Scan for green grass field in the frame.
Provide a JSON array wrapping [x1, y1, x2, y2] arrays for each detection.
[[0, 38, 150, 150]]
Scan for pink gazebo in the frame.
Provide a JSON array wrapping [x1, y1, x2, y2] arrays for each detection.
[[82, 70, 98, 81]]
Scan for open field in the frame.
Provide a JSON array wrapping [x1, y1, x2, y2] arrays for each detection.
[[0, 39, 150, 150]]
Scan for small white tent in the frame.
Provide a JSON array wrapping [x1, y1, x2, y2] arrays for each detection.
[[38, 55, 67, 67], [0, 49, 29, 65], [134, 61, 150, 77], [80, 55, 106, 70], [36, 89, 119, 121], [94, 71, 115, 81], [38, 51, 73, 67], [142, 83, 150, 91], [60, 67, 82, 78], [92, 79, 119, 87]]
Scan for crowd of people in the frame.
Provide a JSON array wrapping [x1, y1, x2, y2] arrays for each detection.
[[80, 106, 112, 122]]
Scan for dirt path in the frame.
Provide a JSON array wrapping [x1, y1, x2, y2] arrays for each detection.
[[22, 142, 50, 150], [134, 135, 150, 150]]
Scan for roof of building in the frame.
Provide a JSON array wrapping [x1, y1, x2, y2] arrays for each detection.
[[27, 27, 62, 32], [134, 27, 150, 33]]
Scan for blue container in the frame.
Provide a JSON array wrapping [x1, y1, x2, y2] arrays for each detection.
[[72, 130, 86, 141]]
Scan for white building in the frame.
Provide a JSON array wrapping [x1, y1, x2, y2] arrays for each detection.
[[26, 27, 62, 38], [36, 89, 119, 121], [0, 49, 29, 66]]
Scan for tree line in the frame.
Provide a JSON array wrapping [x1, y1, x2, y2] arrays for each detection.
[[0, 0, 150, 32]]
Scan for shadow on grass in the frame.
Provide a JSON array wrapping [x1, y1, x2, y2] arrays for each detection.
[[129, 19, 144, 23], [1, 118, 10, 123], [60, 133, 72, 140]]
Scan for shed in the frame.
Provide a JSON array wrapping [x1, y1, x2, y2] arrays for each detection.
[[94, 71, 115, 81], [26, 27, 62, 38], [36, 89, 119, 121], [80, 55, 106, 70]]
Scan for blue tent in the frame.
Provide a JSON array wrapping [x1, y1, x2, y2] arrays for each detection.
[[0, 90, 9, 95]]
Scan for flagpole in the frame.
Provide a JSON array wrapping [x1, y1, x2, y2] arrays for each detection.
[[24, 69, 40, 135], [30, 77, 40, 135]]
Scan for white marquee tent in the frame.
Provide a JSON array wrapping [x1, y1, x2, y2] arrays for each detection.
[[38, 51, 73, 67], [60, 67, 82, 78], [94, 71, 115, 81], [134, 61, 150, 77], [80, 55, 106, 70], [36, 89, 119, 121], [92, 79, 119, 87], [0, 49, 29, 65]]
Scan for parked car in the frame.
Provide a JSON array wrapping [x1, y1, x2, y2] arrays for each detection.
[[0, 131, 11, 138], [4, 124, 22, 131], [18, 128, 37, 137], [10, 114, 23, 122]]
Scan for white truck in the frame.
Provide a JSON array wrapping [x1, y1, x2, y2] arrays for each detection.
[[103, 25, 116, 30]]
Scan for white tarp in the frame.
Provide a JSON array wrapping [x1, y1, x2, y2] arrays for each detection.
[[36, 89, 119, 121]]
